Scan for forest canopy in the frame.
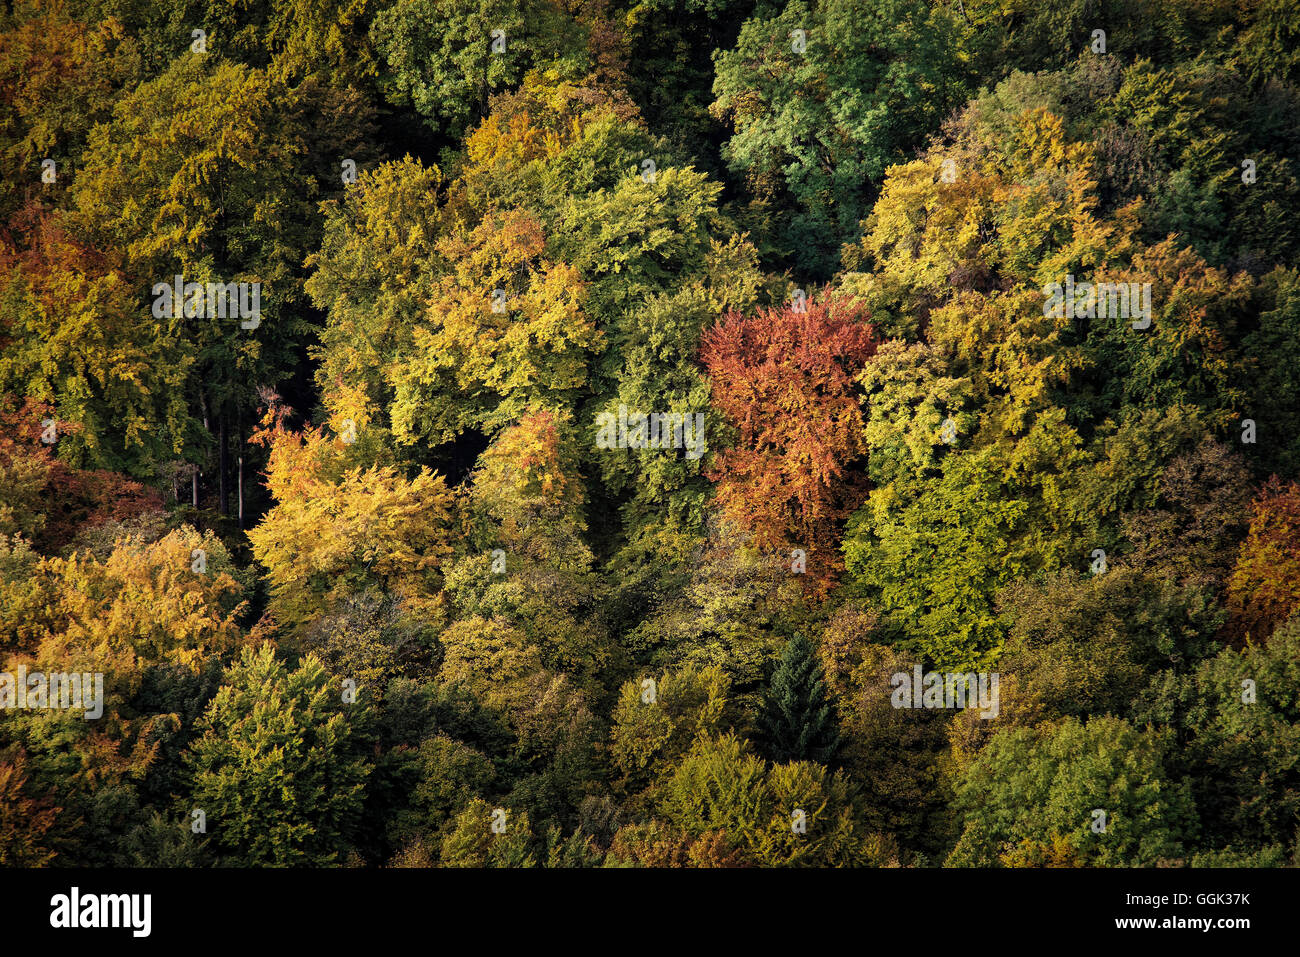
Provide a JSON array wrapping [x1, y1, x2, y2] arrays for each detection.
[[2, 0, 1300, 869]]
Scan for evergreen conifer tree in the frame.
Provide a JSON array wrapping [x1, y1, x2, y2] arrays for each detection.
[[758, 633, 840, 764]]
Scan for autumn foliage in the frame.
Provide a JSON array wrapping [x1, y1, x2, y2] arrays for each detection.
[[700, 293, 877, 589], [1228, 478, 1300, 642], [247, 395, 455, 631], [0, 394, 161, 549], [6, 0, 1300, 875]]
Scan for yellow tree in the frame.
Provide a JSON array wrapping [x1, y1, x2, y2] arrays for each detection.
[[389, 210, 599, 444], [0, 524, 249, 853], [247, 399, 455, 632]]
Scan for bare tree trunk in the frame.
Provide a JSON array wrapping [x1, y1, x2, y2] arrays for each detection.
[[218, 410, 229, 516], [198, 402, 208, 509], [237, 409, 245, 528]]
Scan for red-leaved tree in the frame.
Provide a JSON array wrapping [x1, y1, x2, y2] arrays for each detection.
[[700, 293, 878, 590], [1227, 477, 1300, 642]]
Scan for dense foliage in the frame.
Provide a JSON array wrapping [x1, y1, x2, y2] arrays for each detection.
[[3, 0, 1300, 868]]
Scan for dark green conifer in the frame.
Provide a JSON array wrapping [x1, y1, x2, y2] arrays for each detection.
[[758, 633, 840, 764]]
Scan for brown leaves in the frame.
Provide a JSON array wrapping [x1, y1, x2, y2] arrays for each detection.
[[700, 292, 878, 591], [1227, 477, 1300, 642]]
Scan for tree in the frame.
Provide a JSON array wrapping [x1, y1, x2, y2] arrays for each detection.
[[0, 207, 190, 474], [439, 797, 537, 866], [436, 616, 546, 716], [620, 519, 799, 691], [185, 0, 382, 85], [853, 340, 974, 501], [610, 665, 735, 787], [1121, 438, 1253, 590], [654, 732, 886, 866], [370, 0, 588, 139], [68, 52, 377, 511], [1233, 0, 1300, 87], [757, 633, 838, 764], [947, 716, 1197, 867], [450, 73, 648, 229], [604, 820, 745, 868], [1227, 478, 1300, 642], [306, 155, 445, 451], [711, 0, 973, 274], [996, 566, 1225, 722], [0, 525, 246, 690], [301, 590, 439, 696], [820, 637, 950, 858], [701, 293, 877, 590], [467, 408, 587, 552], [591, 240, 768, 539], [1133, 613, 1300, 857], [0, 745, 59, 866], [1242, 268, 1300, 477], [0, 5, 141, 218], [186, 643, 372, 866], [845, 441, 1037, 669], [246, 399, 456, 632], [389, 212, 599, 444], [0, 394, 162, 552], [0, 523, 246, 861], [450, 409, 615, 692], [383, 733, 496, 858]]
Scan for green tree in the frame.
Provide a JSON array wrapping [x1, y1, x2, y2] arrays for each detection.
[[757, 633, 838, 764], [370, 0, 588, 139], [69, 52, 377, 509], [655, 732, 887, 866], [187, 643, 372, 866], [947, 715, 1197, 867], [439, 797, 537, 866], [1134, 613, 1300, 857], [711, 0, 973, 274]]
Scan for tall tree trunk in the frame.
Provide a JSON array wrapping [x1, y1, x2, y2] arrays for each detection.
[[198, 401, 208, 509], [218, 409, 229, 516], [237, 408, 244, 529]]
